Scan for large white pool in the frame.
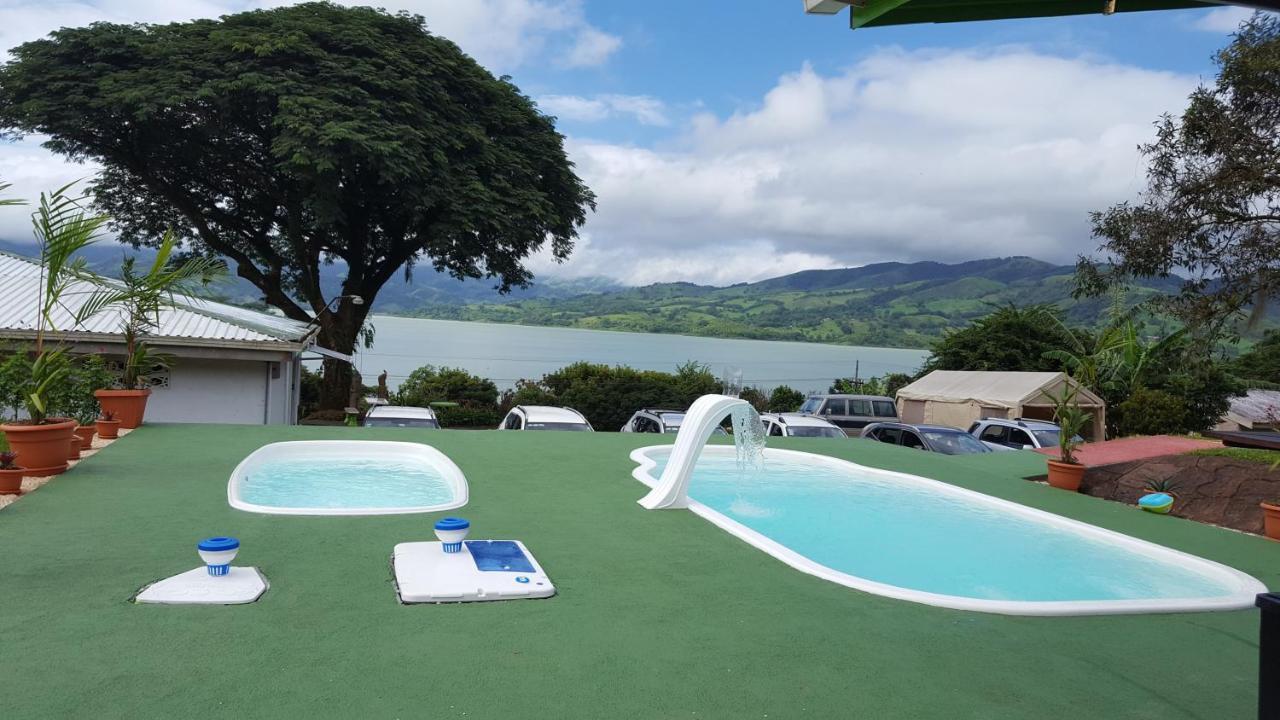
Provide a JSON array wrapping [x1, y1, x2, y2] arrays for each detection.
[[229, 441, 468, 516], [632, 445, 1267, 615]]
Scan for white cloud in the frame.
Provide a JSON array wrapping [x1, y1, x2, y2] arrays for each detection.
[[0, 1, 619, 74], [539, 94, 669, 125], [1191, 6, 1254, 33], [531, 47, 1199, 284], [561, 26, 622, 68]]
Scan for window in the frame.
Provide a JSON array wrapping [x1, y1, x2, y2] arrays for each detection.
[[979, 425, 1007, 443], [1007, 428, 1033, 448], [636, 417, 660, 433], [1031, 429, 1063, 447], [504, 413, 522, 430], [822, 399, 847, 416], [799, 397, 823, 414], [848, 399, 872, 416], [768, 422, 784, 437], [967, 422, 980, 433], [873, 401, 897, 418], [922, 431, 989, 455], [874, 427, 901, 444], [900, 431, 925, 450], [790, 426, 845, 438]]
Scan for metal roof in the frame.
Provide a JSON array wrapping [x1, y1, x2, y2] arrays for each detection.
[[1225, 390, 1280, 428], [0, 250, 317, 351]]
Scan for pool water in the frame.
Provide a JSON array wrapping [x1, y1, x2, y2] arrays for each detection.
[[228, 441, 468, 516], [643, 449, 1263, 610], [240, 458, 455, 510]]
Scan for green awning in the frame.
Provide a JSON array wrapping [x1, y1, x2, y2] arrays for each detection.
[[847, 0, 1240, 29]]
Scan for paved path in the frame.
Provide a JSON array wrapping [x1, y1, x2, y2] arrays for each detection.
[[1035, 434, 1221, 467]]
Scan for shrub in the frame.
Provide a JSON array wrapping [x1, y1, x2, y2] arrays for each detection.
[[537, 361, 722, 431], [298, 366, 322, 418], [52, 354, 113, 425], [302, 409, 348, 423], [437, 405, 502, 428], [0, 350, 31, 421], [1114, 388, 1188, 437], [738, 386, 769, 412], [767, 385, 804, 413], [395, 365, 499, 427]]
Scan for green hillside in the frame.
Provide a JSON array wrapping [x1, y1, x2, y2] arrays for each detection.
[[397, 256, 1201, 348]]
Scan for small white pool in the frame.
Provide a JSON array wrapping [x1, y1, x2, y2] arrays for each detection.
[[228, 441, 468, 516]]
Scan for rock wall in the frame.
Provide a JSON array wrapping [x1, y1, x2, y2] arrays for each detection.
[[1082, 456, 1280, 535]]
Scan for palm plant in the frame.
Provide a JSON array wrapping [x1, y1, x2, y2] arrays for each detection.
[[22, 183, 110, 424], [1043, 382, 1090, 466], [80, 230, 225, 388]]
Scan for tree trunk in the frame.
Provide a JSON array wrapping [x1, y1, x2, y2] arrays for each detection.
[[316, 299, 371, 411]]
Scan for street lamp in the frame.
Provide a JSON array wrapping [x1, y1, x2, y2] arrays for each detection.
[[308, 294, 364, 327]]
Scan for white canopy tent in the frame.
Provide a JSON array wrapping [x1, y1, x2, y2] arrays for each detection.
[[895, 370, 1106, 441]]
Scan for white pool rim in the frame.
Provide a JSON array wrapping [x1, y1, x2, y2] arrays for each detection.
[[630, 445, 1268, 616], [229, 440, 469, 516]]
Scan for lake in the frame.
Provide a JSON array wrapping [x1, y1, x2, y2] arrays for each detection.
[[351, 316, 928, 394]]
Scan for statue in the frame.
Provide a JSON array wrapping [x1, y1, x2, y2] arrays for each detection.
[[377, 369, 389, 400]]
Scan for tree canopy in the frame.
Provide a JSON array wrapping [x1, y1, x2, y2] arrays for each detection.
[[0, 2, 594, 407], [923, 305, 1078, 374], [1077, 14, 1280, 337]]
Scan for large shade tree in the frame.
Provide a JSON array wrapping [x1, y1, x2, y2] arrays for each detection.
[[1076, 14, 1280, 338], [0, 2, 594, 409]]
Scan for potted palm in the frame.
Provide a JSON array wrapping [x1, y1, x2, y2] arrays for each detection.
[[0, 184, 108, 475], [91, 231, 223, 428], [0, 451, 23, 495], [1262, 501, 1280, 541], [1043, 382, 1091, 492]]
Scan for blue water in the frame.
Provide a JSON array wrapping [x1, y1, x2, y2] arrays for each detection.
[[241, 458, 455, 509], [648, 452, 1232, 602]]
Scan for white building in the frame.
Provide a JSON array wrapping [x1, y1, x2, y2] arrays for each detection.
[[0, 250, 343, 425]]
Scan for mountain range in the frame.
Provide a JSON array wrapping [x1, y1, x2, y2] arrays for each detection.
[[0, 239, 1225, 348], [396, 256, 1199, 348]]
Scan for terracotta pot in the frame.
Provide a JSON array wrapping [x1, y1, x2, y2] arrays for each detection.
[[1262, 502, 1280, 541], [1046, 459, 1085, 492], [96, 418, 121, 440], [68, 434, 82, 460], [94, 388, 151, 429], [0, 467, 22, 495], [0, 418, 75, 477], [74, 425, 97, 448]]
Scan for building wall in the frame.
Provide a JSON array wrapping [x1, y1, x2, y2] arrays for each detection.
[[146, 357, 298, 425]]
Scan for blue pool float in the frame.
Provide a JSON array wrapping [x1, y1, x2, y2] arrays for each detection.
[[1138, 493, 1174, 514]]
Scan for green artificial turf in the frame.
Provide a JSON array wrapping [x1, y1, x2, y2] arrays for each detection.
[[1, 426, 1276, 719]]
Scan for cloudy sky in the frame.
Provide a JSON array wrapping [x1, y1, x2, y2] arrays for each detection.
[[0, 1, 1260, 285]]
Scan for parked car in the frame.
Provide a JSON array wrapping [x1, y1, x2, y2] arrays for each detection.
[[861, 422, 991, 455], [621, 408, 727, 435], [760, 413, 847, 438], [363, 405, 439, 429], [968, 418, 1080, 451], [498, 405, 593, 432], [797, 394, 897, 430]]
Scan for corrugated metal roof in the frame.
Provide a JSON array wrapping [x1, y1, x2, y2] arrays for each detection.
[[1228, 390, 1280, 425], [0, 250, 317, 350]]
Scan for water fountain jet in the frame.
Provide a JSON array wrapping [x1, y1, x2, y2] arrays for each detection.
[[638, 394, 765, 510]]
